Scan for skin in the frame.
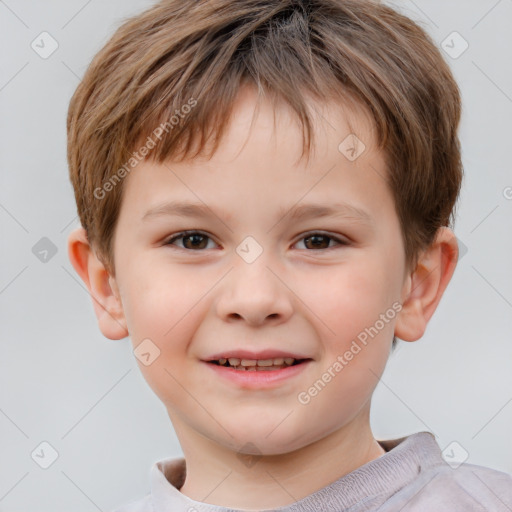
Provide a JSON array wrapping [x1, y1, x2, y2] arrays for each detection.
[[68, 85, 458, 510]]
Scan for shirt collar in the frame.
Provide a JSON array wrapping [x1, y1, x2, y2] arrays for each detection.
[[149, 431, 444, 511]]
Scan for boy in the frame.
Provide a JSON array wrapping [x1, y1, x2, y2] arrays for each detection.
[[66, 0, 512, 510]]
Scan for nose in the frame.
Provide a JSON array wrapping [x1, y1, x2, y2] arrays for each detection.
[[214, 254, 294, 327]]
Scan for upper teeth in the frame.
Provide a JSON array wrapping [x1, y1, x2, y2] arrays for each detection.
[[220, 357, 296, 366]]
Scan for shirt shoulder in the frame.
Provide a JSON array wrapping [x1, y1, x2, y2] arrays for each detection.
[[108, 456, 187, 512], [381, 461, 512, 512], [109, 493, 153, 512]]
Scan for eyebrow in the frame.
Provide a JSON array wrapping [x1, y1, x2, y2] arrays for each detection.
[[142, 200, 373, 226]]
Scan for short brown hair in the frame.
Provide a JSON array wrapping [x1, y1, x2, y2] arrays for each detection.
[[67, 0, 463, 299]]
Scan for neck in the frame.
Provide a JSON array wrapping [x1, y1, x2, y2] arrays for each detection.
[[172, 408, 386, 510]]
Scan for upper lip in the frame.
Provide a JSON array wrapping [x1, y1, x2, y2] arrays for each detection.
[[203, 349, 312, 361]]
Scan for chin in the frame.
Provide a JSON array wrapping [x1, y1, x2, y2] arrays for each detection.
[[224, 425, 314, 456]]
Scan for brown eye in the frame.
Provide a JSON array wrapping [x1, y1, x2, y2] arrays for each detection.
[[304, 234, 330, 249], [182, 233, 209, 249], [165, 231, 215, 250], [296, 232, 347, 251]]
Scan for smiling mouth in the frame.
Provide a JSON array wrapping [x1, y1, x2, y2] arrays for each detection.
[[208, 357, 310, 371]]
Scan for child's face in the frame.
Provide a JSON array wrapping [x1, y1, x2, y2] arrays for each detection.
[[109, 86, 410, 455]]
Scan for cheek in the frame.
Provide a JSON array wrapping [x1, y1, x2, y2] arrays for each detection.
[[294, 264, 395, 435], [120, 267, 209, 380], [302, 256, 397, 343], [122, 263, 201, 334], [122, 274, 209, 407]]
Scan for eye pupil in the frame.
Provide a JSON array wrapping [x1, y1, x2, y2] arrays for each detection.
[[184, 234, 207, 249], [305, 235, 329, 250]]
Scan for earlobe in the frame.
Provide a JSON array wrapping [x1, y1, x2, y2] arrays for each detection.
[[394, 227, 459, 342], [67, 227, 129, 340]]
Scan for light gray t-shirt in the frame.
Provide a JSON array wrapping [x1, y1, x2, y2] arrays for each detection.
[[112, 431, 512, 511]]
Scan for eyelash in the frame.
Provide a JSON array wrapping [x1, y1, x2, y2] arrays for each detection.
[[163, 230, 349, 252]]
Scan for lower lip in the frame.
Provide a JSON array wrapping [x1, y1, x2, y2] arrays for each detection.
[[202, 360, 312, 388]]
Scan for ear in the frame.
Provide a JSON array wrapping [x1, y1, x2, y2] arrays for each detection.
[[67, 227, 129, 340], [394, 227, 459, 342]]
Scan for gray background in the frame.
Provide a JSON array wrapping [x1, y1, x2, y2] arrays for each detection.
[[1, 0, 511, 510]]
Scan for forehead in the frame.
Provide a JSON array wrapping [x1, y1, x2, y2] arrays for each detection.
[[119, 86, 388, 224], [200, 85, 378, 165]]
